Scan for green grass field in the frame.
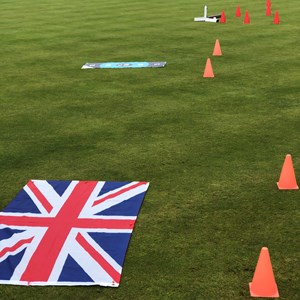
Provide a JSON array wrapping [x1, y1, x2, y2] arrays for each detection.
[[1, 0, 299, 299]]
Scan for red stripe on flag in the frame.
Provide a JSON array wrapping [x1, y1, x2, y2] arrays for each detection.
[[0, 237, 34, 258], [76, 218, 136, 230], [93, 182, 147, 207], [27, 181, 53, 214], [76, 233, 121, 284], [0, 216, 53, 227], [0, 216, 135, 230]]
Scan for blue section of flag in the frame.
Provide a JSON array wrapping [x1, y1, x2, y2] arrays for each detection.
[[88, 232, 131, 266], [97, 182, 130, 197], [58, 255, 93, 283], [47, 180, 72, 196], [0, 228, 24, 240], [0, 249, 26, 280], [98, 193, 146, 216], [2, 189, 40, 214]]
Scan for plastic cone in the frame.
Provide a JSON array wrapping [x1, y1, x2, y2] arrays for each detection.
[[277, 154, 298, 189], [203, 58, 214, 78], [213, 39, 222, 56], [235, 6, 241, 17], [273, 11, 280, 24], [266, 0, 271, 8], [244, 10, 250, 24], [249, 247, 279, 298], [220, 10, 226, 23], [266, 6, 271, 16]]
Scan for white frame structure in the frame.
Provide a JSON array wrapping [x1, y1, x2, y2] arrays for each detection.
[[194, 5, 218, 23]]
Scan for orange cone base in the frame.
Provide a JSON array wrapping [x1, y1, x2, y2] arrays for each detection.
[[276, 182, 299, 190], [249, 282, 279, 298]]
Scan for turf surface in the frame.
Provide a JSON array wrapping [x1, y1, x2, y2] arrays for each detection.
[[0, 0, 299, 299]]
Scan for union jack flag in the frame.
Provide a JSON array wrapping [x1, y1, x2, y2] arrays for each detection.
[[0, 180, 149, 286]]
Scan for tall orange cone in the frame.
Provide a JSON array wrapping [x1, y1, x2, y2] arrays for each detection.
[[277, 154, 298, 189], [213, 39, 222, 56], [249, 247, 279, 298], [220, 10, 226, 23], [273, 11, 280, 24], [244, 10, 250, 24], [266, 5, 271, 16], [235, 6, 241, 17], [203, 58, 214, 78]]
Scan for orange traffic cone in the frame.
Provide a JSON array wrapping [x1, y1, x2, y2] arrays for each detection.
[[203, 58, 214, 78], [235, 6, 241, 17], [244, 10, 250, 24], [273, 11, 280, 24], [249, 247, 279, 298], [277, 154, 299, 189], [213, 39, 222, 56], [220, 10, 226, 23], [266, 0, 271, 8], [266, 6, 271, 16]]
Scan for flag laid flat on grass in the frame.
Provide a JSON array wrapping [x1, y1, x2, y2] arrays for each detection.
[[81, 62, 167, 69], [0, 180, 149, 287]]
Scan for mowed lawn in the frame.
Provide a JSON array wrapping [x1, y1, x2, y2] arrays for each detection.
[[0, 0, 299, 299]]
